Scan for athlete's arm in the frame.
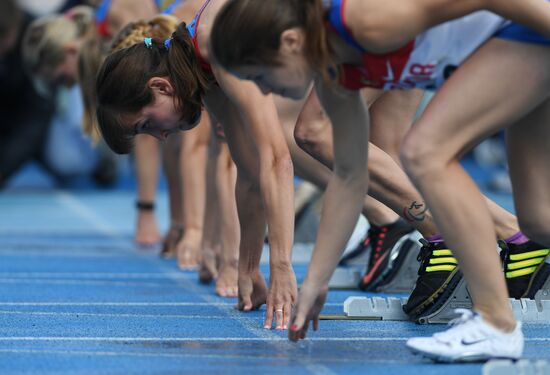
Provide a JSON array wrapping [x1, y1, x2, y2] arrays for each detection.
[[289, 79, 369, 341], [348, 0, 550, 53], [212, 66, 298, 330]]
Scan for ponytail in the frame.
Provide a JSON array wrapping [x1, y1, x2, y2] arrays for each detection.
[[167, 22, 209, 127], [96, 17, 208, 154]]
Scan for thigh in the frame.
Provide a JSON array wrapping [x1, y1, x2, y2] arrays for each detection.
[[368, 89, 423, 160], [506, 96, 550, 225], [405, 38, 550, 162]]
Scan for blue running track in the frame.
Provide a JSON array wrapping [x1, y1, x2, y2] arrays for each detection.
[[0, 191, 548, 374]]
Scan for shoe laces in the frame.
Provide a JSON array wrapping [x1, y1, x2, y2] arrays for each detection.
[[416, 239, 435, 273], [448, 308, 476, 326], [498, 240, 509, 268], [434, 309, 481, 343]]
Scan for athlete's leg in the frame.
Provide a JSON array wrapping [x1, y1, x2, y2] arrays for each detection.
[[294, 89, 438, 237], [401, 38, 550, 331], [134, 135, 161, 245], [160, 133, 184, 257], [215, 140, 240, 297], [199, 134, 222, 283], [176, 113, 210, 269], [367, 88, 424, 162], [506, 100, 550, 244]]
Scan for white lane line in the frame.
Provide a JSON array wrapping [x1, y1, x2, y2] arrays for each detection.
[[0, 336, 548, 342], [0, 279, 169, 287], [0, 251, 127, 258], [56, 192, 128, 247], [0, 349, 406, 365], [0, 273, 187, 279], [0, 311, 227, 319], [0, 302, 342, 307], [0, 302, 235, 306], [55, 192, 123, 239], [0, 349, 272, 360], [156, 266, 338, 375]]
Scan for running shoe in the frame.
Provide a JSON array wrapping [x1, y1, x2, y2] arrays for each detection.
[[500, 240, 550, 299], [358, 219, 415, 291], [407, 308, 523, 362], [403, 239, 461, 320], [338, 227, 371, 267]]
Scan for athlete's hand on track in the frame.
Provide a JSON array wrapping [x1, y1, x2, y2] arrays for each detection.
[[288, 283, 328, 342], [263, 265, 297, 330], [236, 270, 268, 312]]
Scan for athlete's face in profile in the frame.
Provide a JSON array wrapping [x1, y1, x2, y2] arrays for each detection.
[[120, 77, 199, 141], [235, 63, 312, 100], [232, 28, 313, 100]]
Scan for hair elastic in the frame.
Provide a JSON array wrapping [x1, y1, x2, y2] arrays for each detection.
[[164, 38, 171, 50], [144, 38, 153, 48]]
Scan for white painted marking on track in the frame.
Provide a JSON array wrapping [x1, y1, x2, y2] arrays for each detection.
[[0, 310, 227, 319], [0, 278, 169, 287], [0, 272, 188, 279], [0, 336, 548, 342], [0, 349, 274, 360], [55, 192, 126, 243], [0, 302, 341, 306], [0, 302, 236, 306]]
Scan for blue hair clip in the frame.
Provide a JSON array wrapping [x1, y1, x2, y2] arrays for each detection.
[[164, 38, 171, 50], [144, 38, 153, 48]]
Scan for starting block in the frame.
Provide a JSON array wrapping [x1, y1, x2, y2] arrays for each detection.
[[342, 273, 550, 324], [483, 360, 550, 375], [375, 232, 422, 293], [329, 266, 362, 290], [329, 231, 422, 291]]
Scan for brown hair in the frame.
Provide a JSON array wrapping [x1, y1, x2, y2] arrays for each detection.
[[80, 15, 179, 141], [96, 19, 209, 154], [211, 0, 332, 78]]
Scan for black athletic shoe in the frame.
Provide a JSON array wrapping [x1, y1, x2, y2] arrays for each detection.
[[338, 227, 371, 267], [358, 219, 415, 291], [499, 240, 550, 299], [403, 239, 461, 320]]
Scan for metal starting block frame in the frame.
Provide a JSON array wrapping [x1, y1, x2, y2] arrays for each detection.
[[483, 360, 550, 375], [343, 274, 550, 324], [376, 234, 422, 294]]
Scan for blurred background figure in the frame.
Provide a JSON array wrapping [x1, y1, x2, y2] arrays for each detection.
[[0, 0, 118, 189]]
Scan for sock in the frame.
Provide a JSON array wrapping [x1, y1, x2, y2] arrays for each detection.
[[426, 233, 444, 243], [505, 231, 530, 245]]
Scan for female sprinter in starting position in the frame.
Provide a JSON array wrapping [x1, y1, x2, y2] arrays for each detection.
[[210, 0, 550, 362], [95, 1, 299, 330]]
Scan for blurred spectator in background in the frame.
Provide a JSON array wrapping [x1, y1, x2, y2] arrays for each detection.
[[0, 0, 117, 189]]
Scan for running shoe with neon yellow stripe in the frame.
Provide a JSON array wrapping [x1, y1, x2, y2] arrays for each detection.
[[500, 240, 550, 299], [403, 239, 461, 320]]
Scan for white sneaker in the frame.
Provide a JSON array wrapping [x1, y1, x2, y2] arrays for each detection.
[[407, 309, 524, 362]]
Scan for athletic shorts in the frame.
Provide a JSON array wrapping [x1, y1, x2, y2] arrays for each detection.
[[495, 23, 550, 45]]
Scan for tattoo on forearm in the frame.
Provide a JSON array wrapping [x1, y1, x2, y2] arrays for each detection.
[[403, 201, 428, 222]]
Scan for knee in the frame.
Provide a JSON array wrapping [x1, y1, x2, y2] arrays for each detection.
[[400, 132, 447, 182], [294, 118, 327, 155]]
